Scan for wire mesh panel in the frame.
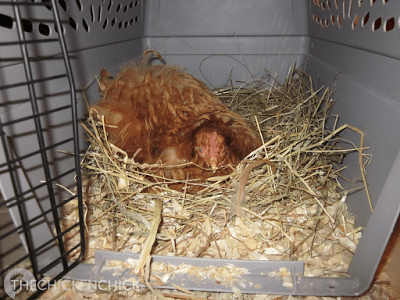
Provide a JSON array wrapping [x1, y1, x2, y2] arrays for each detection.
[[0, 1, 84, 299]]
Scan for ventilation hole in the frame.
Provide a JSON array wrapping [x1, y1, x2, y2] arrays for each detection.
[[334, 0, 339, 9], [0, 13, 13, 29], [103, 18, 108, 30], [321, 2, 326, 10], [41, 0, 52, 11], [135, 16, 139, 23], [111, 17, 116, 27], [359, 0, 363, 6], [38, 23, 50, 36], [312, 14, 316, 21], [98, 6, 102, 22], [348, 0, 353, 18], [130, 1, 134, 8], [69, 17, 77, 30], [123, 5, 127, 13], [22, 19, 33, 33], [370, 0, 376, 5], [325, 18, 329, 26], [373, 17, 382, 30], [383, 0, 389, 3], [135, 1, 138, 7], [326, 0, 331, 10], [108, 0, 113, 12], [116, 3, 121, 13], [362, 12, 370, 26], [313, 0, 317, 4], [384, 17, 395, 31], [82, 18, 89, 32], [337, 15, 342, 28], [76, 0, 82, 11], [352, 14, 359, 28], [330, 14, 335, 24], [54, 23, 64, 33], [118, 21, 122, 28], [124, 21, 128, 28], [90, 5, 95, 22], [342, 1, 346, 18], [130, 18, 134, 25], [58, 0, 67, 11]]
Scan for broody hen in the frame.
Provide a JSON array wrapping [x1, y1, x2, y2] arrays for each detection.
[[89, 51, 262, 186]]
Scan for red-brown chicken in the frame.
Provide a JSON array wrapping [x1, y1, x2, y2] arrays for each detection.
[[89, 51, 262, 187]]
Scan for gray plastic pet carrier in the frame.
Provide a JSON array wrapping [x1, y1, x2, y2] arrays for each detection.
[[0, 0, 399, 298]]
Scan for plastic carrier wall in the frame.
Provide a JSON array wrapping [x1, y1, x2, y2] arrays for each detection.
[[0, 0, 399, 298]]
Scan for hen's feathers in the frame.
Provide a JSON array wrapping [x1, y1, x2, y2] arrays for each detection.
[[89, 53, 262, 186]]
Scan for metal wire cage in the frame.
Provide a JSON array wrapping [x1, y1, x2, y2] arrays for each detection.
[[0, 1, 84, 299]]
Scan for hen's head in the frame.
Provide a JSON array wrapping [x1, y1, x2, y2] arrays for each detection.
[[194, 129, 226, 172]]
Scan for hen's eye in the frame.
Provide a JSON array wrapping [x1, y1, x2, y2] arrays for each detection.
[[196, 147, 205, 156], [197, 147, 206, 157]]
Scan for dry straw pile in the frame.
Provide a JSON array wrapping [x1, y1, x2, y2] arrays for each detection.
[[61, 66, 372, 297]]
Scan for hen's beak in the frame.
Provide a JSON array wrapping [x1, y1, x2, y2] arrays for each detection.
[[210, 158, 218, 173]]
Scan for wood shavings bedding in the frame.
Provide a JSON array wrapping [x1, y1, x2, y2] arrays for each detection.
[[52, 67, 382, 299]]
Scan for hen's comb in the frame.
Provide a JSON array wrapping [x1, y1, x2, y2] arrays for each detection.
[[209, 131, 218, 147]]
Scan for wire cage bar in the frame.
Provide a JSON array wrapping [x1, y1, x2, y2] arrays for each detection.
[[0, 0, 85, 299]]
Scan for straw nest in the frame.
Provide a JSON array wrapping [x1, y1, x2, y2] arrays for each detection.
[[60, 66, 374, 298]]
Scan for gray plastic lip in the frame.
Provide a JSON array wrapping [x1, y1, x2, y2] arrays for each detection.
[[66, 250, 304, 294], [62, 250, 360, 296]]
